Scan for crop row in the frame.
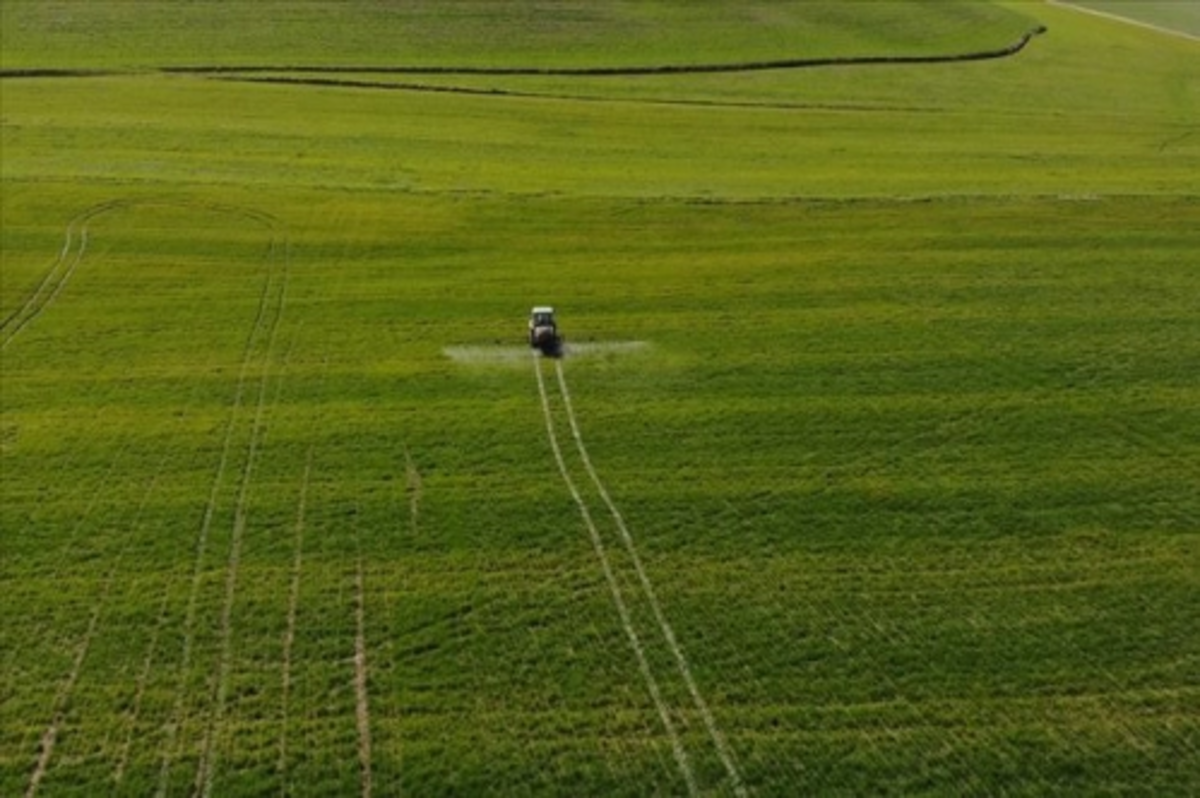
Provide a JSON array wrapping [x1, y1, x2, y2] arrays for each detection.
[[3, 189, 1198, 793]]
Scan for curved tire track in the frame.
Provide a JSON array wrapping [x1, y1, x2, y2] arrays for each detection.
[[2, 199, 283, 351], [25, 465, 165, 797], [2, 199, 126, 350], [124, 200, 289, 798], [195, 240, 291, 798]]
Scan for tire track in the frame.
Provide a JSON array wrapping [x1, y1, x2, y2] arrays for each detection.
[[194, 227, 291, 798], [7, 200, 264, 789], [25, 464, 163, 797], [24, 584, 107, 798], [2, 199, 282, 351], [353, 554, 373, 798], [404, 445, 422, 535], [553, 359, 748, 797], [152, 203, 288, 797], [110, 443, 200, 787], [279, 444, 314, 783], [18, 439, 131, 796], [533, 354, 698, 796], [11, 198, 290, 792], [1, 200, 121, 350], [112, 580, 172, 786]]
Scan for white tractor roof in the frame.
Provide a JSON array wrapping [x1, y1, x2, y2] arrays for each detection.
[[531, 306, 555, 315]]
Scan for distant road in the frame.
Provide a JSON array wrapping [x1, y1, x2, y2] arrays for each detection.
[[1048, 0, 1200, 42]]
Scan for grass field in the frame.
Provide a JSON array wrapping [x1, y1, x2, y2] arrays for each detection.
[[2, 1, 1198, 795], [1057, 1, 1200, 38]]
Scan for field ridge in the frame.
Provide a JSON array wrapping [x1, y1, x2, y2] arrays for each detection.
[[0, 28, 1046, 83]]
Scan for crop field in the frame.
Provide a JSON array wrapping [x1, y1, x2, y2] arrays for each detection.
[[2, 1, 1198, 796], [1055, 2, 1200, 38]]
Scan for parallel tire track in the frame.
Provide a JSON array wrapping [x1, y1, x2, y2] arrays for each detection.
[[26, 465, 163, 797], [1, 199, 125, 350], [196, 235, 290, 798], [279, 445, 315, 782], [24, 586, 106, 798], [354, 556, 373, 798], [148, 202, 288, 797], [112, 582, 172, 786], [553, 360, 748, 797], [533, 354, 699, 796], [5, 198, 290, 794]]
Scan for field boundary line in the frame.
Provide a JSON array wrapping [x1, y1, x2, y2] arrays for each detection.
[[1046, 1, 1200, 43], [23, 580, 108, 798], [533, 354, 698, 796], [163, 28, 1045, 78], [553, 360, 748, 797]]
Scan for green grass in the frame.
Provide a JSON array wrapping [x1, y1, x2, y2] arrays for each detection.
[[2, 1, 1199, 795], [1, 1, 1035, 70]]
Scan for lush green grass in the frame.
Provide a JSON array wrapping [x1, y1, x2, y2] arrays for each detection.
[[2, 1, 1198, 795], [1, 1, 1035, 70]]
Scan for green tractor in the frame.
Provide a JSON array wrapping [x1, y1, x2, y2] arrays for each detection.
[[529, 306, 562, 357]]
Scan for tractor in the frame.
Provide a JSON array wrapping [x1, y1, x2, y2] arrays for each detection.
[[529, 306, 562, 357]]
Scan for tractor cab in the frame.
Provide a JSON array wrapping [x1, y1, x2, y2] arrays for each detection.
[[529, 306, 561, 356]]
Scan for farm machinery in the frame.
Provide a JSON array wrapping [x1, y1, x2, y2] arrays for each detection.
[[529, 306, 562, 356]]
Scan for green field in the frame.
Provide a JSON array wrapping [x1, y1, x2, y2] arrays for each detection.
[[1059, 1, 1200, 38], [2, 1, 1198, 795]]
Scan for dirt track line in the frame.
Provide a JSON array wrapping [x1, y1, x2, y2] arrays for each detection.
[[404, 446, 422, 534], [533, 354, 698, 796], [1, 203, 105, 350], [24, 580, 108, 798], [197, 236, 290, 798], [28, 462, 163, 797], [107, 468, 173, 786], [156, 290, 251, 797], [0, 220, 73, 335], [113, 581, 171, 786], [3, 199, 282, 352], [354, 557, 373, 798], [156, 207, 286, 798], [279, 444, 314, 782], [553, 360, 748, 797], [22, 442, 128, 796]]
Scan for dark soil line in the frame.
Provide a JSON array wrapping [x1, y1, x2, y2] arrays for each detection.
[[0, 68, 115, 78], [212, 74, 944, 114], [1, 28, 1045, 82], [163, 27, 1046, 78]]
